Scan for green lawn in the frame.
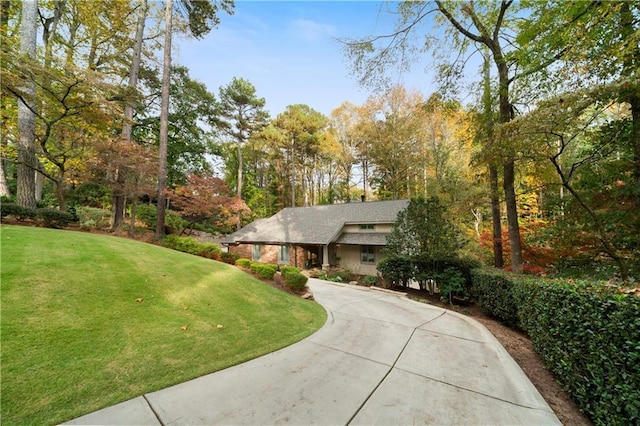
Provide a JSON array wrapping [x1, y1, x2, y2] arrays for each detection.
[[0, 225, 326, 425]]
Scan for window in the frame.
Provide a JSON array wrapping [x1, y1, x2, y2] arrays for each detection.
[[361, 246, 375, 264], [278, 245, 290, 263], [359, 224, 375, 231], [252, 244, 261, 261]]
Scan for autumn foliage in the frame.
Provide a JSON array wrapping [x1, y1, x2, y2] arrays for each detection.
[[166, 173, 250, 233]]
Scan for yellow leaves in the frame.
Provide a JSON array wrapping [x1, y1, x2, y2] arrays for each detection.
[[135, 297, 143, 303], [180, 325, 188, 331]]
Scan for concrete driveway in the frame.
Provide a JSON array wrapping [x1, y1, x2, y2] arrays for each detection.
[[66, 279, 560, 425]]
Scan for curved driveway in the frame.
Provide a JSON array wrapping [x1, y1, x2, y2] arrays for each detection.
[[68, 279, 560, 425]]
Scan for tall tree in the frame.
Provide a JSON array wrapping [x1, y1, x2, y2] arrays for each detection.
[[112, 0, 148, 231], [215, 76, 269, 225], [156, 0, 234, 239], [272, 104, 327, 207], [16, 0, 38, 208], [343, 0, 576, 272]]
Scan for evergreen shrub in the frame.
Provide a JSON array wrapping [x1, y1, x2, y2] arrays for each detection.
[[76, 206, 111, 228], [1, 204, 37, 221], [36, 208, 75, 228], [163, 235, 221, 260], [249, 262, 278, 279], [235, 258, 252, 268], [280, 265, 300, 274], [472, 267, 640, 424], [283, 270, 308, 291]]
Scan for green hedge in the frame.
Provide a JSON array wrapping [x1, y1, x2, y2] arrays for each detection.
[[235, 258, 252, 268], [36, 208, 75, 228], [249, 262, 278, 279], [471, 268, 519, 326], [472, 268, 640, 424], [163, 235, 221, 260], [283, 270, 308, 291], [1, 204, 37, 221], [280, 265, 300, 274]]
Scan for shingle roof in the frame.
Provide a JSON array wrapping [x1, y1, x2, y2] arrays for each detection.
[[334, 232, 389, 246], [223, 199, 409, 246]]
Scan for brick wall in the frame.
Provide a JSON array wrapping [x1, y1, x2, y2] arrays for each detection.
[[228, 243, 309, 268]]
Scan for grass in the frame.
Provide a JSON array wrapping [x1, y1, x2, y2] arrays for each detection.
[[0, 225, 326, 425]]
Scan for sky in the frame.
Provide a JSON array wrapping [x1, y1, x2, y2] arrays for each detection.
[[175, 1, 440, 118]]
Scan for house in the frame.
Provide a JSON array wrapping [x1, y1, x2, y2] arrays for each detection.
[[222, 199, 410, 276]]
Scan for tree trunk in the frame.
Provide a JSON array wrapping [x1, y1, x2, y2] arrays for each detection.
[[16, 0, 38, 209], [496, 53, 523, 273], [620, 2, 640, 188], [113, 0, 147, 231], [156, 0, 172, 239], [503, 159, 522, 272], [489, 165, 504, 267]]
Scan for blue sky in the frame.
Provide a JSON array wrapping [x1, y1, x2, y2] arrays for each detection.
[[175, 1, 439, 118]]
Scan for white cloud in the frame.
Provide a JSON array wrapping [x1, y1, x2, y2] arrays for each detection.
[[288, 18, 336, 42]]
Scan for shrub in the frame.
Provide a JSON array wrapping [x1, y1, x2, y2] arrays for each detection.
[[163, 235, 221, 260], [377, 256, 413, 287], [220, 251, 240, 265], [471, 268, 519, 326], [362, 275, 377, 286], [280, 265, 300, 274], [36, 208, 75, 228], [512, 278, 640, 425], [235, 258, 252, 268], [76, 206, 111, 229], [1, 204, 37, 221], [136, 204, 185, 232], [436, 267, 467, 303], [249, 262, 278, 279], [472, 268, 640, 424], [283, 270, 308, 291], [136, 204, 157, 228]]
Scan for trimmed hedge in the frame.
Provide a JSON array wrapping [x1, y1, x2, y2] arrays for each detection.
[[472, 268, 640, 425], [471, 268, 519, 326], [163, 235, 221, 260], [235, 258, 252, 268], [280, 265, 300, 274], [283, 270, 308, 291], [249, 262, 278, 279]]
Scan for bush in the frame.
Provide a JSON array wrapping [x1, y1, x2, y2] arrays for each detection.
[[220, 251, 240, 265], [283, 270, 308, 291], [362, 275, 377, 286], [36, 208, 75, 228], [136, 204, 157, 228], [512, 278, 640, 425], [436, 267, 467, 303], [472, 268, 640, 424], [471, 268, 519, 326], [377, 256, 413, 288], [280, 265, 300, 274], [136, 204, 185, 232], [1, 204, 37, 221], [76, 206, 111, 229], [163, 235, 221, 260], [235, 258, 252, 268], [249, 262, 278, 279]]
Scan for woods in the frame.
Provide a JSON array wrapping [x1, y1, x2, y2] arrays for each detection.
[[1, 0, 638, 279]]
